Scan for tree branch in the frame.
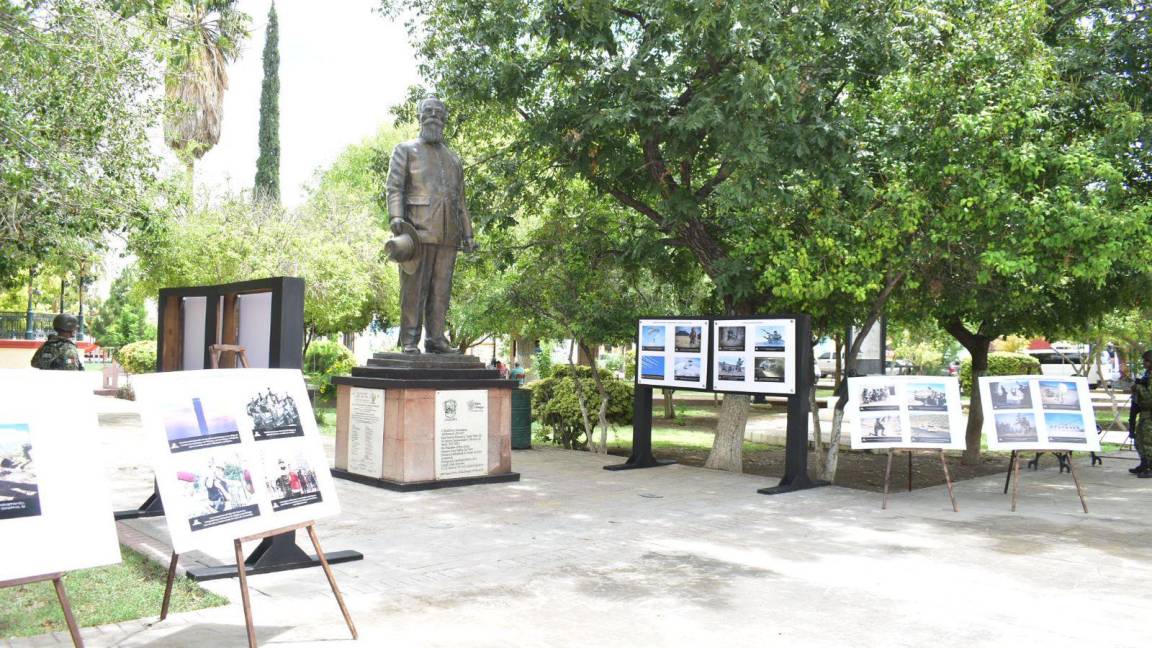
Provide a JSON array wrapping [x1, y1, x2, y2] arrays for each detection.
[[694, 160, 734, 200]]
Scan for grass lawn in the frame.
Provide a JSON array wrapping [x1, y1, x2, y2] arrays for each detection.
[[0, 546, 227, 639]]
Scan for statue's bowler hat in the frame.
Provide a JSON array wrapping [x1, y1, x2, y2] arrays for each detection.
[[385, 220, 422, 275]]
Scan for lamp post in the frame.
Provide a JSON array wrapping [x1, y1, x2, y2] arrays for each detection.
[[24, 267, 37, 340]]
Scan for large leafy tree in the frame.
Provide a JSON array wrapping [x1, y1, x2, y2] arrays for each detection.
[[254, 1, 280, 201], [381, 0, 904, 471], [0, 1, 159, 288]]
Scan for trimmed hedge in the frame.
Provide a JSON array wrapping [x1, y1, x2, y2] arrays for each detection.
[[530, 365, 633, 450], [117, 340, 157, 374], [959, 352, 1040, 394]]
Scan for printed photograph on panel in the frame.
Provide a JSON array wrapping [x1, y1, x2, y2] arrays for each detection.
[[995, 412, 1039, 444], [1039, 380, 1080, 410], [641, 326, 666, 351], [175, 451, 259, 532], [988, 379, 1033, 410], [261, 448, 323, 512], [163, 397, 241, 453], [674, 357, 702, 382], [753, 325, 786, 352], [246, 388, 303, 441], [717, 356, 746, 381], [674, 326, 702, 353], [909, 414, 952, 444], [753, 357, 785, 383], [907, 382, 948, 411], [0, 423, 40, 520], [1044, 412, 1089, 444], [640, 355, 666, 381], [860, 414, 902, 444], [859, 385, 899, 411], [717, 326, 746, 351]]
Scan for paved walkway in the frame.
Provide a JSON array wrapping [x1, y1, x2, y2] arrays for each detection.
[[7, 396, 1151, 647]]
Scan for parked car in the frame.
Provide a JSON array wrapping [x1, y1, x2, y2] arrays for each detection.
[[816, 351, 838, 376], [1022, 348, 1103, 389]]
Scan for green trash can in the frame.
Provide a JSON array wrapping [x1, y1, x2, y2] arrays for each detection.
[[511, 388, 532, 449]]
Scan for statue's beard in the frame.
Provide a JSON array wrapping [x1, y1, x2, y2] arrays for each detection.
[[420, 121, 444, 143]]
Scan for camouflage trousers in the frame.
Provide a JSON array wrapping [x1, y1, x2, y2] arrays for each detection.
[[1137, 415, 1152, 462]]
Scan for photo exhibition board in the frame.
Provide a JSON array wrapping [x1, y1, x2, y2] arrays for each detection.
[[0, 371, 121, 581], [977, 375, 1101, 451], [133, 369, 340, 554], [636, 319, 710, 390], [711, 318, 797, 395], [846, 376, 966, 450]]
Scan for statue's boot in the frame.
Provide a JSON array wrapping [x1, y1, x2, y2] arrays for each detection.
[[425, 336, 458, 354], [399, 328, 422, 354]]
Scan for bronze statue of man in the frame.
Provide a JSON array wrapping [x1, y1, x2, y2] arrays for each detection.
[[386, 96, 477, 354]]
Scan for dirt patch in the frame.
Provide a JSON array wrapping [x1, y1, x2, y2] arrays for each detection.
[[608, 445, 1014, 493]]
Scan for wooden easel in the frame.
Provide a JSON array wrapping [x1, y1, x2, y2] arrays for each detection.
[[1, 572, 83, 646], [160, 521, 358, 647], [1005, 449, 1089, 513], [209, 344, 250, 369], [881, 449, 959, 512]]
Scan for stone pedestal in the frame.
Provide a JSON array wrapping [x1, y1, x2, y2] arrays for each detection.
[[330, 353, 521, 491]]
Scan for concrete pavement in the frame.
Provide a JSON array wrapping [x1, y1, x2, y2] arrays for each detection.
[[6, 395, 1151, 647]]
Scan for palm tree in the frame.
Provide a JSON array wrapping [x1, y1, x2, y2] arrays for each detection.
[[163, 1, 249, 178]]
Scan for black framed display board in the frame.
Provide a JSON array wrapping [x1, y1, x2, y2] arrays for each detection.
[[635, 317, 710, 391]]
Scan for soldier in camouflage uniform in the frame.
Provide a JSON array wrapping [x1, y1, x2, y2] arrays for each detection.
[[29, 314, 84, 371], [1134, 350, 1152, 478]]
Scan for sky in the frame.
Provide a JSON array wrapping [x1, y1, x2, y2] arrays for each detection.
[[185, 0, 423, 207]]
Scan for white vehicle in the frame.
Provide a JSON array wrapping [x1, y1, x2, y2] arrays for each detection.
[[1022, 346, 1104, 389], [816, 351, 838, 376]]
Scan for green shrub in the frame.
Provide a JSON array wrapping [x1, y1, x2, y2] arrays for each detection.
[[304, 339, 355, 397], [531, 364, 633, 450], [533, 346, 554, 379], [117, 340, 157, 374], [959, 352, 1040, 394]]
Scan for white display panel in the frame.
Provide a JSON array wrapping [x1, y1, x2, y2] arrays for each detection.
[[0, 371, 121, 581], [978, 375, 1101, 451], [237, 291, 273, 368], [182, 296, 207, 370], [636, 319, 709, 390], [134, 369, 340, 553], [847, 376, 966, 450], [347, 387, 385, 477], [434, 390, 488, 479], [710, 318, 797, 395]]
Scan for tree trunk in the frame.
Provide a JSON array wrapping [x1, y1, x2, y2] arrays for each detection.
[[809, 379, 826, 480], [581, 340, 611, 454], [566, 341, 596, 451], [833, 333, 843, 386], [662, 388, 675, 419], [705, 393, 749, 472], [944, 320, 994, 465]]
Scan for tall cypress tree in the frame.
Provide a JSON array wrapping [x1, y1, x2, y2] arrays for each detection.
[[254, 1, 280, 202]]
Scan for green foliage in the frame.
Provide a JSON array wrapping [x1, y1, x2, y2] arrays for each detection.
[[118, 340, 158, 374], [304, 339, 355, 396], [532, 346, 553, 380], [89, 270, 155, 351], [0, 1, 161, 287], [531, 365, 633, 450], [254, 1, 280, 201], [959, 352, 1040, 395]]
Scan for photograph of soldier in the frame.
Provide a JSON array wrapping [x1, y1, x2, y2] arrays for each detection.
[[1039, 380, 1080, 410], [1044, 412, 1088, 444], [674, 357, 701, 381], [859, 385, 900, 410], [640, 355, 665, 381], [163, 397, 241, 453], [0, 423, 40, 520], [909, 414, 952, 444], [860, 414, 902, 443], [754, 325, 786, 352], [246, 388, 303, 441], [262, 449, 323, 512], [907, 383, 948, 411], [717, 326, 746, 351], [641, 325, 666, 351], [674, 326, 702, 353], [717, 356, 745, 381], [753, 357, 785, 383], [175, 452, 259, 532], [994, 412, 1039, 443], [989, 379, 1033, 409]]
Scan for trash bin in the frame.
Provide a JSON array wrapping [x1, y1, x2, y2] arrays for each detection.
[[511, 388, 532, 449]]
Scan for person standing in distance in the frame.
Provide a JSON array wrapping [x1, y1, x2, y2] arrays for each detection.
[[1132, 350, 1152, 477], [30, 314, 84, 371], [385, 96, 477, 354]]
